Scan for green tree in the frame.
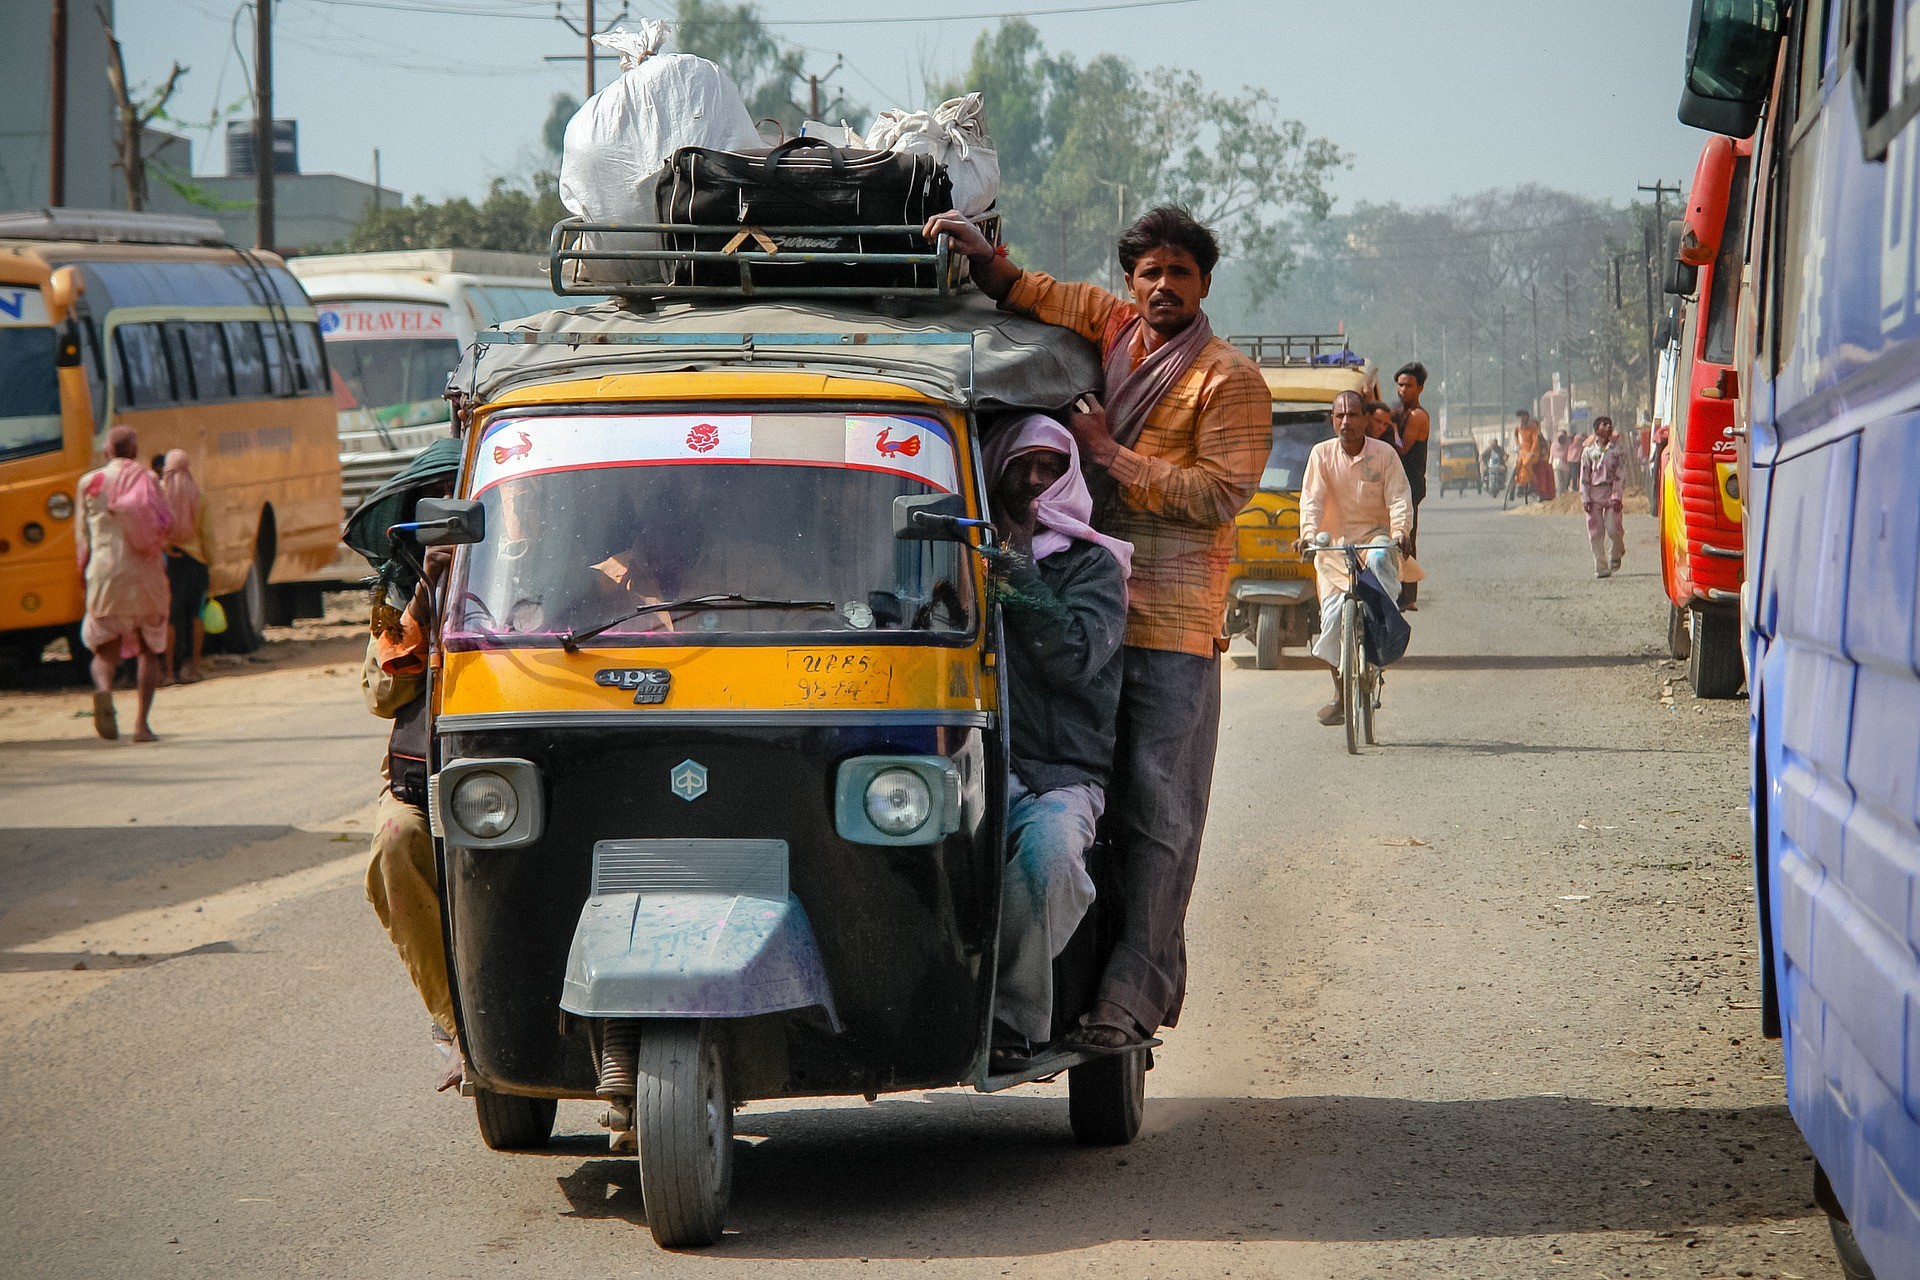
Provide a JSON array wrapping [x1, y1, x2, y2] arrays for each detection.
[[941, 20, 1343, 295], [671, 0, 861, 134], [346, 175, 566, 254], [543, 92, 579, 158]]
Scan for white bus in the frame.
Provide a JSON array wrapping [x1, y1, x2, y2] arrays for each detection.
[[288, 249, 567, 516]]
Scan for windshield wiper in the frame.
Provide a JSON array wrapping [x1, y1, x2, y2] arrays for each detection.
[[561, 594, 837, 652]]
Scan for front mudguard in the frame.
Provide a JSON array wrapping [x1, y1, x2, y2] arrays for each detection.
[[560, 891, 840, 1029]]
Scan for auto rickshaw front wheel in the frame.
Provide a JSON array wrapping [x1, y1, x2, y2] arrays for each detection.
[[1067, 1049, 1145, 1145], [636, 1019, 734, 1249], [1254, 605, 1283, 670], [473, 1087, 557, 1150]]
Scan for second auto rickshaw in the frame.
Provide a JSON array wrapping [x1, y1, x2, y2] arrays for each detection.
[[404, 221, 1156, 1249], [1221, 334, 1374, 669]]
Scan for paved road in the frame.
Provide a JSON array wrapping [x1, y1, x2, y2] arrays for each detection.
[[0, 499, 1836, 1279]]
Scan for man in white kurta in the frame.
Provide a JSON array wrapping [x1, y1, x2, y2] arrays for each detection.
[[1297, 390, 1415, 724]]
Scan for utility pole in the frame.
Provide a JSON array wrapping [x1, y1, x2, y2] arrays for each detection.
[[49, 0, 67, 207], [1562, 268, 1576, 409], [372, 148, 381, 212], [1095, 179, 1129, 292], [254, 0, 274, 250], [1530, 281, 1542, 412], [1642, 216, 1658, 425], [807, 57, 843, 121], [551, 2, 630, 100], [1499, 305, 1509, 419], [1637, 178, 1682, 245]]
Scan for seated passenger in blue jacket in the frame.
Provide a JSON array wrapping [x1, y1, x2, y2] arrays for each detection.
[[984, 414, 1132, 1068]]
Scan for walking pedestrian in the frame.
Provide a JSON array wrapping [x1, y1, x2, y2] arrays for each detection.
[[923, 204, 1269, 1051], [1553, 429, 1578, 495], [76, 425, 173, 741], [1391, 363, 1430, 610], [159, 449, 210, 685], [1581, 416, 1628, 578]]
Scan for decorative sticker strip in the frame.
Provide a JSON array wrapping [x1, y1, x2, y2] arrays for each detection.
[[846, 415, 957, 492]]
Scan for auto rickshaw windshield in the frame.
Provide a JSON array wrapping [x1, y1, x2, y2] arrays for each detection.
[[1261, 411, 1335, 492], [446, 410, 975, 645]]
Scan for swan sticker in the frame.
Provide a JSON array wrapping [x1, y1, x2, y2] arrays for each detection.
[[492, 431, 533, 465]]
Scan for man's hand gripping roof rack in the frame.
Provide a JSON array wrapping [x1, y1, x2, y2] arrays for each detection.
[[469, 329, 982, 408], [546, 214, 1002, 302]]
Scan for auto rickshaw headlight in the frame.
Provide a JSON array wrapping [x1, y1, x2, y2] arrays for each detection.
[[432, 758, 543, 849], [835, 756, 962, 846], [865, 768, 932, 836], [452, 771, 518, 839]]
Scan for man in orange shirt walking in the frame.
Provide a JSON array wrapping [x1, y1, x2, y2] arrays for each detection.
[[924, 205, 1270, 1051]]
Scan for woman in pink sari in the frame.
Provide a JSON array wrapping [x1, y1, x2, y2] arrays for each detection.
[[77, 425, 173, 740]]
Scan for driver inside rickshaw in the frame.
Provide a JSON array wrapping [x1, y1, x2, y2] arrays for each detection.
[[983, 415, 1133, 1070]]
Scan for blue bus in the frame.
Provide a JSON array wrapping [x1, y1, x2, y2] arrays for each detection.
[[1679, 2, 1920, 1276]]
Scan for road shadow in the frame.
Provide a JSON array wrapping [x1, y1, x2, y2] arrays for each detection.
[[549, 1092, 1814, 1257], [1395, 654, 1652, 671], [0, 824, 357, 949], [1390, 738, 1714, 757]]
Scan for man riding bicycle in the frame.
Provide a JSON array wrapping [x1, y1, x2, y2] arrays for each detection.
[[1295, 389, 1416, 726]]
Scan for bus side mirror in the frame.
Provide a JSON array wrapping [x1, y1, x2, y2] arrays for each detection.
[[411, 498, 485, 547], [54, 318, 83, 368], [1676, 0, 1782, 138]]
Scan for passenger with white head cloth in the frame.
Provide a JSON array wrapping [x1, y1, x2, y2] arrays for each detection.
[[982, 414, 1132, 1070]]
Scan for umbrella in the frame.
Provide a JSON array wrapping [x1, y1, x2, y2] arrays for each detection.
[[343, 436, 465, 596]]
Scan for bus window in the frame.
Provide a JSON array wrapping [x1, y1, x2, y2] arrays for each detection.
[[291, 323, 328, 394], [115, 323, 175, 408], [259, 322, 294, 397], [180, 322, 233, 400], [469, 284, 560, 327], [162, 323, 200, 401], [328, 334, 462, 418], [224, 321, 268, 398], [0, 319, 61, 462]]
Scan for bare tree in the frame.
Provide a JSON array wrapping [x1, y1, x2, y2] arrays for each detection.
[[97, 6, 186, 211]]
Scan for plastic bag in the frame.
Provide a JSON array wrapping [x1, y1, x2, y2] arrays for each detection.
[[864, 93, 999, 216], [200, 597, 228, 636], [558, 22, 762, 284]]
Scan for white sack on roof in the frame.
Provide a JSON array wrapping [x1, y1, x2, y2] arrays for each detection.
[[558, 21, 762, 284], [864, 93, 999, 217]]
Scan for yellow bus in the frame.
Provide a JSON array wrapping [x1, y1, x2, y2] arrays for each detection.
[[0, 210, 340, 662]]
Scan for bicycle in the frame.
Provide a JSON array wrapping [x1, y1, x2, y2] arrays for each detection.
[[1308, 537, 1400, 754]]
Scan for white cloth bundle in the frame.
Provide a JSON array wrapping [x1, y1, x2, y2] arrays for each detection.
[[557, 21, 763, 283], [863, 93, 1000, 216]]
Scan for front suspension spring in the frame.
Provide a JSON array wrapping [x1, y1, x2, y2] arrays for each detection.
[[595, 1019, 641, 1100]]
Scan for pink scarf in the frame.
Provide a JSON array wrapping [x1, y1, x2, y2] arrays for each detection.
[[159, 449, 201, 545], [1101, 309, 1214, 451], [85, 454, 173, 559], [983, 415, 1133, 578]]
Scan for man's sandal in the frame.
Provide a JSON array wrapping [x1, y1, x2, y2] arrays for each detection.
[[1058, 1016, 1148, 1056], [1316, 701, 1344, 727], [92, 691, 118, 741]]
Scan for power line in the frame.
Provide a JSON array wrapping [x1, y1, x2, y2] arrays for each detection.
[[299, 0, 1207, 21]]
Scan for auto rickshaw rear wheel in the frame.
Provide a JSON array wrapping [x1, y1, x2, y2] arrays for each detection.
[[1254, 605, 1282, 670], [473, 1087, 557, 1150], [1067, 1050, 1145, 1145], [635, 1019, 733, 1249]]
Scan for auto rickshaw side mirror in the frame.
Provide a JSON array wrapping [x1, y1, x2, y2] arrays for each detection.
[[893, 493, 988, 544], [412, 497, 486, 547]]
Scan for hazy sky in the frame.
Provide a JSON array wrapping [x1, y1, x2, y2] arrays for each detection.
[[120, 0, 1707, 213]]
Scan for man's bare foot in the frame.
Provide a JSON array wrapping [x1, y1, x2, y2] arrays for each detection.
[[1316, 700, 1344, 726], [132, 726, 158, 743], [177, 667, 203, 684]]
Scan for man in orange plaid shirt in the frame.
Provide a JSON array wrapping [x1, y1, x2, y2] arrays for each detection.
[[925, 205, 1270, 1052]]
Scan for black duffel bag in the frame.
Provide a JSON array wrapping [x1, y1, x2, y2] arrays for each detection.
[[656, 137, 955, 289]]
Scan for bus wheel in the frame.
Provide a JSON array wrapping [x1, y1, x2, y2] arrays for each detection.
[[219, 561, 269, 654], [1687, 608, 1743, 699], [1254, 605, 1282, 670], [1666, 603, 1692, 660]]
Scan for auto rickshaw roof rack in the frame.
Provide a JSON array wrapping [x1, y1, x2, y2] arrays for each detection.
[[547, 214, 1002, 302], [1227, 333, 1364, 367], [471, 326, 981, 404]]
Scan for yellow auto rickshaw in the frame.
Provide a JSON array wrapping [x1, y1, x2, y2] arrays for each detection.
[[1222, 335, 1375, 668], [405, 221, 1155, 1250], [1437, 437, 1482, 495]]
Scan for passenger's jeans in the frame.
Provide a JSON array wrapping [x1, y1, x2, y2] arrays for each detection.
[[1311, 548, 1403, 671], [1099, 646, 1223, 1032], [995, 776, 1102, 1044], [365, 789, 455, 1034]]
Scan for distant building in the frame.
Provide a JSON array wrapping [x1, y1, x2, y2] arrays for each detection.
[[0, 1, 399, 253], [0, 0, 119, 211]]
